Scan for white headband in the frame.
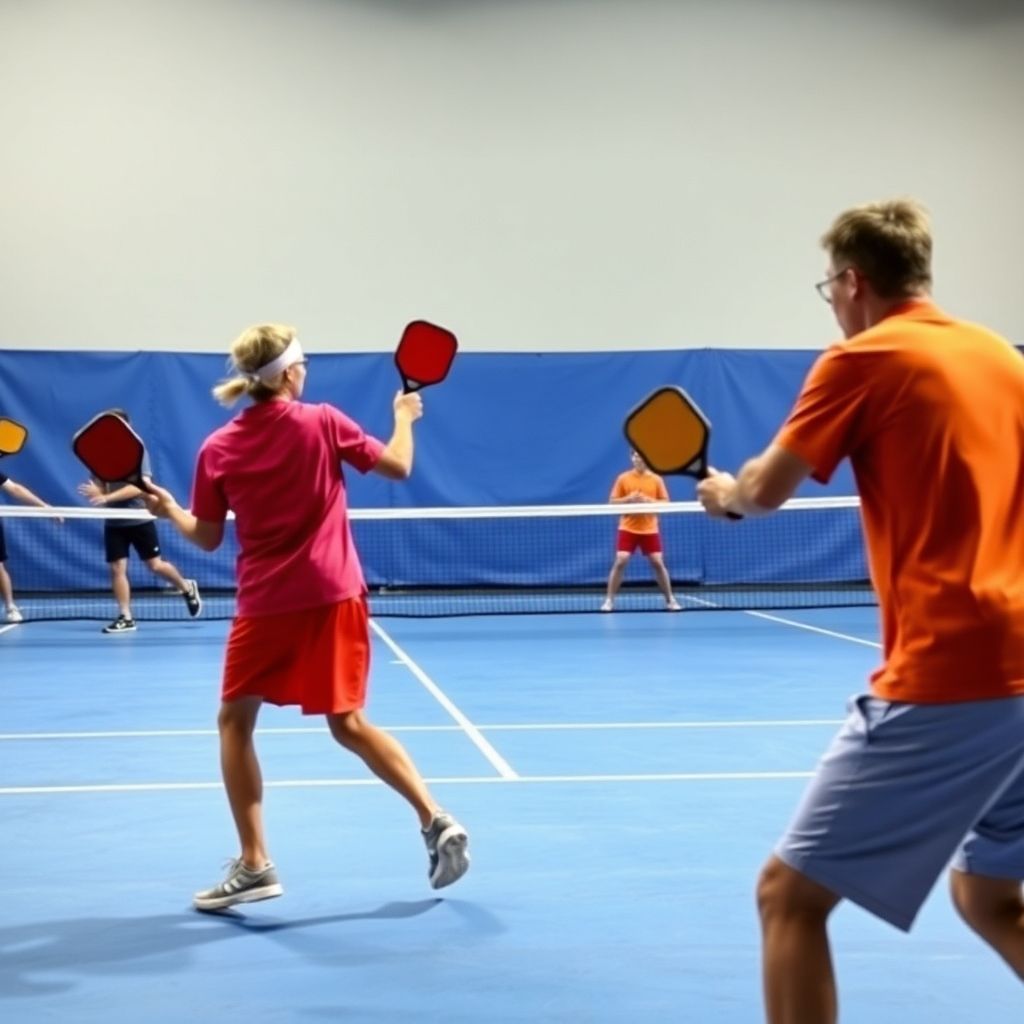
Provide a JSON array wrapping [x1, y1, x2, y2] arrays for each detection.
[[251, 337, 304, 383]]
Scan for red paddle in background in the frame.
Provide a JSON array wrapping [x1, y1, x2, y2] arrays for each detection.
[[72, 413, 152, 491]]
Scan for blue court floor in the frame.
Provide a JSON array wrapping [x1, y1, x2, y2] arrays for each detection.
[[1, 607, 1020, 1022]]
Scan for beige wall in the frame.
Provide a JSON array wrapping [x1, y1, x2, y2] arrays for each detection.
[[1, 0, 1021, 351]]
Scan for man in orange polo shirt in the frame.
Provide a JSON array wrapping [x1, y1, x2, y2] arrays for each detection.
[[602, 449, 681, 612], [698, 198, 1024, 1022]]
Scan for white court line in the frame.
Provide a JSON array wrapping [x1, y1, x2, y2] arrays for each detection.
[[482, 719, 844, 731], [0, 725, 460, 741], [369, 619, 519, 780], [0, 623, 18, 637], [0, 770, 814, 796], [743, 611, 882, 649], [682, 594, 881, 649], [0, 718, 844, 742], [495, 771, 813, 784]]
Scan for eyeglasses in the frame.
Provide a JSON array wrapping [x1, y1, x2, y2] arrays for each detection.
[[814, 268, 848, 304]]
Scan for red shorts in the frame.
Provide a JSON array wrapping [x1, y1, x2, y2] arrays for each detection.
[[616, 530, 662, 555], [222, 597, 370, 715]]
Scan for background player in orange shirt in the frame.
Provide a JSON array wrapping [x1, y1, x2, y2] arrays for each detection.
[[602, 449, 681, 612], [698, 198, 1024, 1023]]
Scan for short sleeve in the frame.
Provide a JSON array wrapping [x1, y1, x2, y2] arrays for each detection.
[[321, 405, 385, 473], [656, 477, 669, 500], [611, 474, 628, 499], [774, 346, 869, 484], [191, 441, 229, 523]]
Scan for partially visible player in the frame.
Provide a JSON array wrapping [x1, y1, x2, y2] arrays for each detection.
[[698, 198, 1024, 1022], [602, 449, 681, 611], [77, 408, 201, 634], [0, 471, 59, 623]]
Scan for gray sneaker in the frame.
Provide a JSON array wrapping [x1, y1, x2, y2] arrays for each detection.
[[193, 858, 283, 912], [422, 812, 470, 890]]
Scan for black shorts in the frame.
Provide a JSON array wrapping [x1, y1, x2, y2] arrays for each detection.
[[104, 521, 161, 563], [0, 519, 6, 563]]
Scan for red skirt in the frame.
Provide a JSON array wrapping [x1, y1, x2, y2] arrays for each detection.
[[222, 598, 370, 714]]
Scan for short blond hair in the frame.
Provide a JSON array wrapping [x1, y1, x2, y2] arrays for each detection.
[[213, 323, 297, 407], [821, 198, 932, 299]]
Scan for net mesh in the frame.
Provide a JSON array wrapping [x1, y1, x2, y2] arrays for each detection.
[[0, 498, 873, 621]]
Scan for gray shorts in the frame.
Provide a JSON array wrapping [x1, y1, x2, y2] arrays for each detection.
[[775, 693, 1024, 932]]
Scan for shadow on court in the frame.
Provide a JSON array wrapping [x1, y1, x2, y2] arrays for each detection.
[[0, 898, 505, 998]]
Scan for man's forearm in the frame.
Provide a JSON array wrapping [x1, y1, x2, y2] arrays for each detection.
[[8, 483, 49, 508], [723, 457, 776, 517]]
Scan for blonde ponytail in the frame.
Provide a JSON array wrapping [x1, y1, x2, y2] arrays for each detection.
[[213, 324, 297, 407]]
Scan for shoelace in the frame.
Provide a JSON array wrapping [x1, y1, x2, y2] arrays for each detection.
[[218, 856, 245, 878]]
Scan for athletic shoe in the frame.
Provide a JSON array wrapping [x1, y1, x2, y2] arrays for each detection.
[[183, 579, 203, 618], [666, 599, 682, 611], [5, 605, 23, 623], [103, 614, 137, 634], [422, 811, 470, 890], [193, 858, 283, 912], [600, 599, 613, 612]]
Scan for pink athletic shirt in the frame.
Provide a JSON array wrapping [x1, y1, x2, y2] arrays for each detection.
[[191, 400, 385, 617]]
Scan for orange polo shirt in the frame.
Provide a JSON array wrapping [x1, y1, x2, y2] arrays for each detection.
[[611, 469, 668, 534], [775, 299, 1024, 703]]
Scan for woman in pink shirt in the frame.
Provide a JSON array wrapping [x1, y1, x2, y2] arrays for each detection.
[[145, 323, 469, 910]]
